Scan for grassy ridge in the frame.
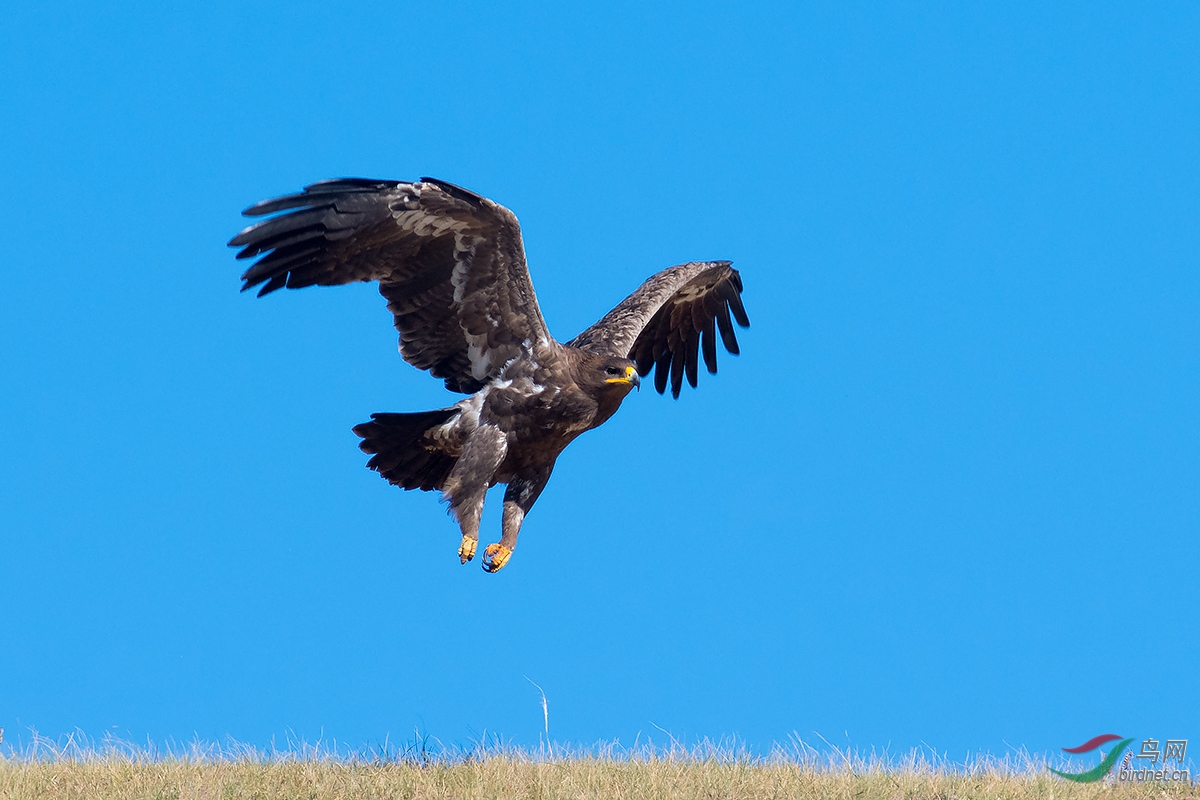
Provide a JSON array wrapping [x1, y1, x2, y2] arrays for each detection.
[[2, 757, 1197, 800], [1, 735, 1194, 800]]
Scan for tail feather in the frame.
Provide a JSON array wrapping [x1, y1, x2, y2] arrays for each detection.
[[352, 409, 459, 492]]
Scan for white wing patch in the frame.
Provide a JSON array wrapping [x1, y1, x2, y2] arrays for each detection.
[[447, 231, 499, 380], [466, 342, 493, 380]]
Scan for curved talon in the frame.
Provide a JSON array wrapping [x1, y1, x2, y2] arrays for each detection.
[[458, 536, 477, 564], [481, 543, 513, 573]]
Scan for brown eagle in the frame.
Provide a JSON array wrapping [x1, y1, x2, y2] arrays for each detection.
[[229, 178, 749, 572]]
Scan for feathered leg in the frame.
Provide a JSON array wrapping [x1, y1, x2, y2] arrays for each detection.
[[482, 464, 554, 573], [441, 425, 508, 564]]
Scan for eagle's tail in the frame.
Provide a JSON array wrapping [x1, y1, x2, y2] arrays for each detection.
[[352, 409, 459, 492]]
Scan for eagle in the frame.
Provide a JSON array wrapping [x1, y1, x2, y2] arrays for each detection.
[[229, 178, 749, 572]]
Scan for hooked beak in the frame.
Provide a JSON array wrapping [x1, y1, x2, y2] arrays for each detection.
[[606, 365, 641, 390]]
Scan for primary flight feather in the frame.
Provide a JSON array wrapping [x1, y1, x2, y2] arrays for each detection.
[[229, 177, 749, 572]]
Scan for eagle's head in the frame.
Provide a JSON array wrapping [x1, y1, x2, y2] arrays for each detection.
[[572, 352, 640, 425], [597, 357, 640, 393], [601, 359, 641, 391]]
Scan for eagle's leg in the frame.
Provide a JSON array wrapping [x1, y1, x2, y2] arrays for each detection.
[[482, 464, 553, 573], [441, 426, 508, 565]]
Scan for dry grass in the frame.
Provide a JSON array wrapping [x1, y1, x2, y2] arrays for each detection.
[[5, 759, 1200, 800], [0, 734, 1195, 800]]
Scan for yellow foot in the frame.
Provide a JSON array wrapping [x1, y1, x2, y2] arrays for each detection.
[[458, 536, 477, 564], [482, 543, 513, 573]]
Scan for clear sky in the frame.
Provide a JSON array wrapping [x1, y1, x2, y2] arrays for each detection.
[[2, 1, 1197, 761]]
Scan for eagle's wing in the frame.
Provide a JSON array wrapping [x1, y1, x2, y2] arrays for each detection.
[[229, 178, 551, 393], [568, 261, 749, 398]]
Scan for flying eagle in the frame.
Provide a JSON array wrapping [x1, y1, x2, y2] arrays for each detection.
[[229, 178, 749, 572]]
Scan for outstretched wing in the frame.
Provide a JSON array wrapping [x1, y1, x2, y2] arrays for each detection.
[[568, 261, 749, 398], [229, 177, 552, 393]]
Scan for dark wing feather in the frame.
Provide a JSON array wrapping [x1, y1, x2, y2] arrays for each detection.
[[568, 261, 749, 398], [229, 178, 552, 393]]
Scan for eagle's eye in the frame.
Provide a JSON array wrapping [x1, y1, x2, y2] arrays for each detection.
[[605, 366, 622, 375]]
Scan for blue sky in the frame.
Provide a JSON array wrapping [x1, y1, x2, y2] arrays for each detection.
[[2, 1, 1197, 760]]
